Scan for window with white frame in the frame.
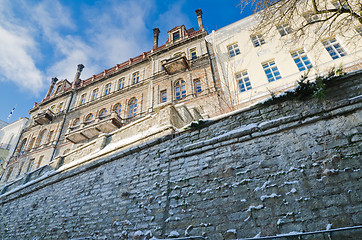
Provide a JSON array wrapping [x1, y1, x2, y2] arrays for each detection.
[[304, 13, 320, 23], [173, 31, 180, 41], [227, 43, 240, 57], [332, 0, 348, 9], [277, 24, 293, 36], [251, 34, 266, 47], [160, 90, 167, 103], [262, 60, 282, 82], [194, 79, 202, 93], [118, 78, 125, 90], [291, 49, 313, 71], [105, 83, 112, 95], [92, 89, 99, 100], [80, 94, 87, 105], [175, 80, 186, 100], [236, 71, 252, 92], [190, 48, 197, 59], [322, 38, 347, 59], [132, 72, 139, 84]]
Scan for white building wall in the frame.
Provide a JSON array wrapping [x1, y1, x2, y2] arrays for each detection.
[[206, 13, 362, 109]]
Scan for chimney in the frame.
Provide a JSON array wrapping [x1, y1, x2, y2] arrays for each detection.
[[153, 28, 160, 49], [195, 9, 204, 31], [72, 64, 85, 89], [45, 77, 58, 99]]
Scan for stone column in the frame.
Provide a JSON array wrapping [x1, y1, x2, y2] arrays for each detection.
[[195, 9, 204, 31]]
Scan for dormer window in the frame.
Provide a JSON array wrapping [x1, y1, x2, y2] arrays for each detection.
[[173, 31, 180, 41]]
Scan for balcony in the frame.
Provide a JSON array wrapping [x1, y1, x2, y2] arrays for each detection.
[[161, 52, 190, 75], [65, 112, 123, 143], [34, 109, 55, 125]]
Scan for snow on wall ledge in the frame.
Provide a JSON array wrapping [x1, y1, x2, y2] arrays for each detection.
[[0, 71, 361, 239]]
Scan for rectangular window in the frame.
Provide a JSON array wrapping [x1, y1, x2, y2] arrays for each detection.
[[27, 159, 34, 173], [92, 89, 99, 100], [118, 78, 125, 90], [17, 162, 24, 177], [160, 90, 167, 103], [190, 48, 197, 59], [105, 83, 112, 95], [132, 72, 139, 84], [58, 102, 63, 112], [251, 34, 266, 47], [173, 31, 180, 41], [304, 13, 320, 23], [5, 167, 13, 181], [291, 49, 313, 71], [47, 130, 54, 143], [322, 38, 347, 59], [80, 94, 87, 105], [332, 0, 348, 9], [355, 26, 362, 36], [236, 71, 252, 92], [194, 79, 202, 93], [277, 24, 293, 36], [262, 60, 282, 82], [37, 155, 44, 169], [227, 43, 241, 57], [174, 52, 182, 57]]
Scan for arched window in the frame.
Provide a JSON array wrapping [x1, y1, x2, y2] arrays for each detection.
[[18, 138, 27, 153], [85, 113, 94, 122], [28, 137, 36, 150], [73, 118, 80, 127], [128, 98, 137, 118], [175, 80, 186, 100], [113, 103, 122, 116], [37, 129, 47, 147], [99, 108, 108, 118]]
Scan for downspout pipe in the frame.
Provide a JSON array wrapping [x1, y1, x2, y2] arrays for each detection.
[[49, 90, 74, 163]]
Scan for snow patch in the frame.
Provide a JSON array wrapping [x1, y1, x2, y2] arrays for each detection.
[[260, 193, 281, 201]]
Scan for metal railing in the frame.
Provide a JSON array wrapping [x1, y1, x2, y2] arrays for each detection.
[[239, 225, 362, 240]]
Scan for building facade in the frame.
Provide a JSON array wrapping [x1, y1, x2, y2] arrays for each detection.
[[205, 1, 362, 109], [0, 9, 222, 186], [0, 118, 28, 176]]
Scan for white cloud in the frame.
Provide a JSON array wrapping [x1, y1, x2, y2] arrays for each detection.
[[0, 0, 192, 95], [0, 0, 44, 94]]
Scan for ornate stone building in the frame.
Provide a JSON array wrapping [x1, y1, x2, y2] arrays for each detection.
[[0, 9, 221, 186]]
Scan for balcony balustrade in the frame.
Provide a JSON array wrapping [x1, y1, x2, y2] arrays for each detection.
[[65, 112, 123, 143], [34, 109, 55, 125], [161, 52, 190, 75]]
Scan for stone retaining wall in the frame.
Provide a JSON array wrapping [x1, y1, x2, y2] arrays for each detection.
[[0, 72, 361, 239]]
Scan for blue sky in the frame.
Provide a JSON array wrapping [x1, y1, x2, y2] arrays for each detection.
[[0, 0, 252, 123]]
